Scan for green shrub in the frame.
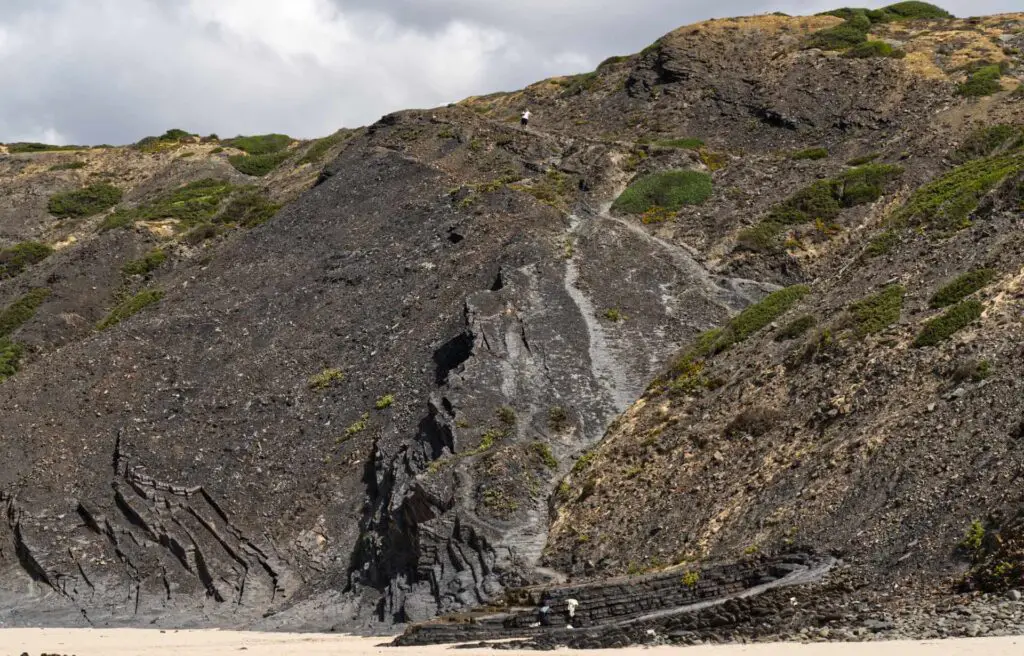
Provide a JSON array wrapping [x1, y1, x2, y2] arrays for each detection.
[[775, 314, 817, 341], [806, 13, 871, 50], [791, 147, 828, 160], [122, 249, 167, 277], [726, 285, 811, 346], [597, 55, 630, 69], [951, 125, 1024, 163], [498, 406, 517, 426], [182, 223, 220, 245], [962, 519, 985, 552], [612, 170, 713, 214], [821, 3, 951, 23], [47, 183, 122, 218], [891, 151, 1024, 232], [653, 138, 705, 150], [957, 65, 1004, 97], [309, 368, 344, 390], [839, 163, 905, 206], [161, 129, 194, 141], [229, 151, 291, 177], [914, 300, 983, 347], [223, 134, 292, 155], [559, 72, 599, 97], [529, 442, 558, 469], [572, 450, 597, 474], [951, 358, 992, 383], [49, 161, 87, 171], [110, 178, 234, 230], [681, 571, 700, 587], [866, 229, 900, 257], [96, 289, 165, 330], [344, 413, 370, 438], [299, 132, 347, 165], [216, 190, 280, 227], [549, 406, 569, 431], [604, 308, 625, 322], [0, 241, 54, 279], [844, 40, 905, 58], [0, 338, 23, 382], [97, 211, 134, 232], [881, 2, 952, 20], [739, 164, 903, 251], [847, 153, 881, 166], [0, 288, 50, 337], [7, 143, 81, 154], [670, 286, 810, 376], [375, 394, 395, 409], [736, 222, 785, 252], [929, 269, 997, 308], [848, 284, 904, 337], [210, 147, 225, 154]]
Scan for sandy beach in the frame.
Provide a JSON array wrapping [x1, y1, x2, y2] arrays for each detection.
[[0, 630, 1022, 656]]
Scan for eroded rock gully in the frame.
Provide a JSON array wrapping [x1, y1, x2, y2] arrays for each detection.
[[347, 200, 772, 625]]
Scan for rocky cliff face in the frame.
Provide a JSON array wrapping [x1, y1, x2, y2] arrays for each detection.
[[1, 7, 1023, 632]]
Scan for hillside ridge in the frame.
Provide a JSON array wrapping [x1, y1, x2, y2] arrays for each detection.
[[1, 4, 1024, 643]]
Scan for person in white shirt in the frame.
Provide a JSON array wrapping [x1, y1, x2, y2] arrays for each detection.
[[521, 109, 531, 127]]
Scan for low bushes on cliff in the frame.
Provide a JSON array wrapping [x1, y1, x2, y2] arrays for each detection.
[[613, 170, 713, 214], [48, 183, 122, 218]]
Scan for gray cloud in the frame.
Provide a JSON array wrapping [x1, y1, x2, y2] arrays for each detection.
[[0, 0, 1019, 145]]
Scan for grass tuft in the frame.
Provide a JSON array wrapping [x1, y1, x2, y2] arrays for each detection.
[[775, 314, 817, 341], [844, 40, 905, 58], [929, 269, 998, 308], [737, 164, 903, 251], [299, 132, 348, 165], [791, 147, 829, 160], [309, 368, 344, 390], [914, 300, 984, 347], [951, 125, 1023, 164], [0, 288, 51, 337], [653, 138, 705, 150], [229, 151, 292, 177], [890, 152, 1024, 232], [223, 134, 291, 155], [49, 161, 87, 171], [216, 189, 280, 227], [48, 183, 122, 218], [122, 249, 167, 277], [957, 65, 1004, 98], [96, 289, 164, 331], [0, 338, 24, 382], [667, 285, 810, 379], [612, 170, 713, 214], [103, 178, 235, 231], [0, 242, 54, 279], [848, 284, 904, 337]]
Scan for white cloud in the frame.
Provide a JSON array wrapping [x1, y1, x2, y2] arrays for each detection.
[[0, 0, 1020, 144]]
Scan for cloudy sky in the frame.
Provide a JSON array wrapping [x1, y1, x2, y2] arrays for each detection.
[[0, 0, 1017, 145]]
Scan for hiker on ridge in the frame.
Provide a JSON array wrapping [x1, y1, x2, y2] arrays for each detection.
[[521, 109, 531, 127]]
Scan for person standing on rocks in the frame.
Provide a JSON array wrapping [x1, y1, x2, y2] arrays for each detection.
[[566, 598, 579, 629], [521, 109, 531, 127], [537, 596, 552, 626]]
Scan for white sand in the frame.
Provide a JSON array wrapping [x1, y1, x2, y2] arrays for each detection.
[[0, 630, 1022, 656]]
